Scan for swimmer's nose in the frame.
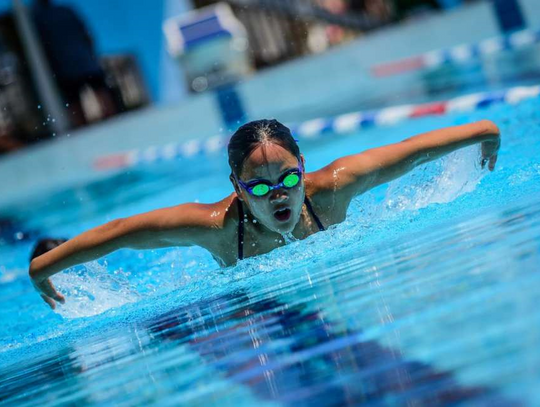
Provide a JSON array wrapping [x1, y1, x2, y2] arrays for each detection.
[[269, 189, 289, 204]]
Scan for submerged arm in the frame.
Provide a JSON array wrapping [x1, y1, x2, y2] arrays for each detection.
[[325, 120, 500, 198], [29, 203, 216, 308]]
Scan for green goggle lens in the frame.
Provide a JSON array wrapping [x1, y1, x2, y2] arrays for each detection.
[[252, 183, 270, 196], [283, 173, 300, 188]]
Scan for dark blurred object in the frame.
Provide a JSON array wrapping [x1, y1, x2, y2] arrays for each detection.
[[32, 0, 117, 127], [30, 238, 68, 261], [215, 84, 247, 131], [491, 0, 526, 34], [349, 0, 394, 21], [0, 3, 150, 156], [0, 48, 25, 153], [192, 0, 390, 70], [0, 13, 46, 154], [101, 55, 150, 112], [0, 217, 36, 245], [231, 2, 311, 68], [391, 0, 440, 19]]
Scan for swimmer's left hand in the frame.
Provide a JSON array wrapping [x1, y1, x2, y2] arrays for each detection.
[[480, 134, 500, 171], [29, 238, 67, 309], [30, 273, 65, 310]]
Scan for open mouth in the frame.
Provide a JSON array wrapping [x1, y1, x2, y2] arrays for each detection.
[[273, 208, 291, 222]]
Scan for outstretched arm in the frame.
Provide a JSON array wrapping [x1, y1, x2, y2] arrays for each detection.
[[29, 203, 217, 309], [323, 120, 500, 199]]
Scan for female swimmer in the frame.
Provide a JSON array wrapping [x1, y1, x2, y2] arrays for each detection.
[[29, 118, 500, 308]]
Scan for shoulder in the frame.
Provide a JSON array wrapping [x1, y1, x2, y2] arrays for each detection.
[[187, 194, 240, 264], [148, 195, 241, 259], [199, 194, 241, 232], [127, 195, 238, 233], [305, 153, 375, 200], [304, 166, 351, 225], [303, 152, 376, 224]]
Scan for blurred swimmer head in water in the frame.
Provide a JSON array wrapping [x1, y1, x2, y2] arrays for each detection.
[[228, 119, 306, 234], [30, 238, 68, 261]]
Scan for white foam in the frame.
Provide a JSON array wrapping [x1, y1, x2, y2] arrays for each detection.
[[383, 146, 484, 213], [53, 261, 140, 319]]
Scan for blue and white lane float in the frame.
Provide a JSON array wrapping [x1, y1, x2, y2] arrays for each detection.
[[372, 28, 540, 77], [94, 85, 540, 171]]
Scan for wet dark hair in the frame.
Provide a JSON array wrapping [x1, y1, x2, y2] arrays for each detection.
[[30, 238, 68, 261], [228, 119, 300, 176]]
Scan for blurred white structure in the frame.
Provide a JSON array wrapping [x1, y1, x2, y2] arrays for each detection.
[[163, 2, 252, 92]]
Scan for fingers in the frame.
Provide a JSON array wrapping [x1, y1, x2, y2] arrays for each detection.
[[488, 154, 498, 171], [481, 138, 500, 170], [40, 279, 65, 304], [41, 294, 56, 309], [481, 154, 498, 171], [31, 275, 65, 309]]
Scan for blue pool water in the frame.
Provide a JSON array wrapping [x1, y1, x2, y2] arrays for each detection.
[[1, 84, 540, 403]]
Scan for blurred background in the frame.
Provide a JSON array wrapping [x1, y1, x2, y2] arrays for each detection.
[[0, 0, 539, 207], [0, 0, 537, 150]]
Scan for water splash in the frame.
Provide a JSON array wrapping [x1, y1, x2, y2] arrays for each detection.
[[281, 232, 298, 244], [53, 261, 140, 318], [383, 145, 485, 213], [48, 146, 491, 319]]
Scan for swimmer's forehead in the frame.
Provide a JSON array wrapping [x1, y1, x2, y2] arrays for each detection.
[[241, 144, 298, 180]]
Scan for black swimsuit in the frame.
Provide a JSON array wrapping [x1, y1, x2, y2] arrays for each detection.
[[236, 197, 325, 260]]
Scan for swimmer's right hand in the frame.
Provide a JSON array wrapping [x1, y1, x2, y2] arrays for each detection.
[[29, 267, 65, 309], [29, 238, 68, 309]]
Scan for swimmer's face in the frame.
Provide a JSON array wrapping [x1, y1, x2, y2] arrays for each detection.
[[232, 143, 305, 234]]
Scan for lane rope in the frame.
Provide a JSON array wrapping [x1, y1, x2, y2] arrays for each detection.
[[371, 28, 540, 77], [94, 84, 540, 170]]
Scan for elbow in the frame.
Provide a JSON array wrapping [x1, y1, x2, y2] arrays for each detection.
[[29, 258, 38, 278], [29, 257, 45, 280]]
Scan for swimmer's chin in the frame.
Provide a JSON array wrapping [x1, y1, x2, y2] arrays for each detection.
[[272, 224, 295, 234], [267, 215, 300, 234]]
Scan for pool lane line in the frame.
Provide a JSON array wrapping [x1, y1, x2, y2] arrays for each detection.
[[93, 84, 540, 171], [371, 28, 540, 77]]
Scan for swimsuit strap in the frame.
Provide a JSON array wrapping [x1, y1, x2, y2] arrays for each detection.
[[304, 196, 325, 232], [237, 198, 244, 260]]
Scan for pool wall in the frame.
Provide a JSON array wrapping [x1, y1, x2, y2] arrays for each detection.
[[1, 0, 539, 210]]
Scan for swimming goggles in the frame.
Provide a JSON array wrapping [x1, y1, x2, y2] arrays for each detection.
[[236, 166, 303, 197]]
